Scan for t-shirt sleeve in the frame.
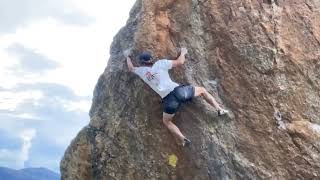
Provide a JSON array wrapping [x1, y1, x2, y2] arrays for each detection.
[[133, 67, 147, 77], [155, 59, 173, 70], [133, 67, 143, 76]]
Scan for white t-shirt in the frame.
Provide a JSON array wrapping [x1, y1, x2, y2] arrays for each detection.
[[134, 59, 179, 98]]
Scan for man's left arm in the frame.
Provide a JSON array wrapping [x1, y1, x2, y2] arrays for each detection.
[[171, 47, 188, 68]]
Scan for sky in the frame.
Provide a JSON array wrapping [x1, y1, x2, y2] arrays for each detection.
[[0, 0, 135, 173]]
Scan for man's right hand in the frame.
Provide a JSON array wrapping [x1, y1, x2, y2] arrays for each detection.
[[181, 47, 188, 55]]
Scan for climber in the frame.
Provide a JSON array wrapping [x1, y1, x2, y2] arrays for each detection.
[[125, 48, 228, 147]]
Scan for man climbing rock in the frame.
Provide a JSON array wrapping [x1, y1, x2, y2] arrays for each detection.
[[125, 47, 228, 147]]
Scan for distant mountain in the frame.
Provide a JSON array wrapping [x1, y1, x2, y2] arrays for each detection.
[[0, 167, 60, 180]]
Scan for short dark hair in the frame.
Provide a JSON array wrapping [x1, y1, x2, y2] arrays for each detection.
[[139, 52, 152, 62]]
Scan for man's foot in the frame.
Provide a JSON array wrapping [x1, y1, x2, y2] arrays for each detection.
[[218, 109, 228, 116], [182, 138, 191, 147]]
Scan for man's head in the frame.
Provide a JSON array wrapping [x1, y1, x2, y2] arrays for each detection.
[[139, 52, 153, 65]]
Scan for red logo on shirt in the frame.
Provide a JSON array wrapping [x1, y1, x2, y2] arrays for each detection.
[[145, 71, 158, 81]]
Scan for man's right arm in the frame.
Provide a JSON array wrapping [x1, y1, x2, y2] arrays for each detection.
[[124, 49, 136, 72], [171, 47, 188, 68], [127, 56, 136, 72]]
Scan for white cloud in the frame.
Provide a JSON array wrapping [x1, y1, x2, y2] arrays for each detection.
[[0, 90, 43, 111], [0, 47, 20, 88], [0, 0, 136, 172], [0, 0, 135, 96], [6, 43, 60, 76], [8, 113, 40, 121], [0, 18, 107, 96], [0, 0, 93, 34], [20, 129, 36, 166], [64, 99, 92, 112], [0, 129, 36, 169]]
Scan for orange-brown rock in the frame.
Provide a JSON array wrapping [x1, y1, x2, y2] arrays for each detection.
[[61, 0, 320, 179]]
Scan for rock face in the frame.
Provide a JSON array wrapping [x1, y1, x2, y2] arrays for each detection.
[[60, 0, 320, 179]]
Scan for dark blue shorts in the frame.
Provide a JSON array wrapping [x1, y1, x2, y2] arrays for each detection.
[[163, 85, 195, 114]]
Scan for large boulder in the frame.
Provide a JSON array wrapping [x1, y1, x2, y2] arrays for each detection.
[[60, 0, 320, 179]]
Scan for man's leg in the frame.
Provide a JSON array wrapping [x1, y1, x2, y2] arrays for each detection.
[[162, 112, 185, 143], [194, 86, 227, 113]]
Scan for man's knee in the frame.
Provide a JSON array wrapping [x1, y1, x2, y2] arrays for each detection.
[[202, 87, 207, 93], [195, 86, 207, 96]]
